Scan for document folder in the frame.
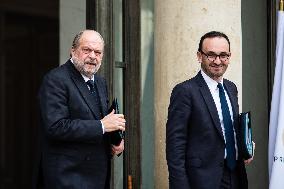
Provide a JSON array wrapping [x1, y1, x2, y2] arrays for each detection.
[[108, 98, 124, 146], [239, 112, 253, 160]]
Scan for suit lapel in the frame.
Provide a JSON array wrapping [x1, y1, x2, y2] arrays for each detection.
[[66, 61, 102, 119], [196, 72, 224, 140]]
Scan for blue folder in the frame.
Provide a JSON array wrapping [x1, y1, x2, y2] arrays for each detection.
[[239, 112, 254, 159]]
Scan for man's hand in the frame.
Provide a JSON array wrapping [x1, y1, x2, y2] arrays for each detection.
[[112, 139, 124, 155], [244, 141, 255, 165], [101, 110, 126, 133]]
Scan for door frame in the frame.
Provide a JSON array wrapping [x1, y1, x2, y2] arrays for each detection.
[[86, 0, 141, 188], [267, 0, 277, 110]]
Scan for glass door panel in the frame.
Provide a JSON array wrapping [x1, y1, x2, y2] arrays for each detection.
[[113, 0, 124, 188]]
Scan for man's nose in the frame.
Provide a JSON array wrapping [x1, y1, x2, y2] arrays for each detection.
[[214, 56, 222, 64], [88, 50, 96, 59]]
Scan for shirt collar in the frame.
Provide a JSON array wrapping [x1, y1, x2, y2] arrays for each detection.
[[201, 69, 223, 90]]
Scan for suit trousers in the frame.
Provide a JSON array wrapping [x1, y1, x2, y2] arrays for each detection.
[[220, 160, 240, 189]]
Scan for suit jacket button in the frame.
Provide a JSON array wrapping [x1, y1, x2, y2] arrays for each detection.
[[85, 156, 91, 161], [219, 162, 224, 167]]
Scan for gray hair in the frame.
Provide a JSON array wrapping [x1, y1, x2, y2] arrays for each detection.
[[71, 30, 105, 49]]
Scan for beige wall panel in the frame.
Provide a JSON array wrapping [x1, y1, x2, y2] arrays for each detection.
[[154, 1, 242, 188]]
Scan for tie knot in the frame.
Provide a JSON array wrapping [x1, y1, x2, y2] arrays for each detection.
[[217, 83, 223, 89], [86, 80, 95, 91]]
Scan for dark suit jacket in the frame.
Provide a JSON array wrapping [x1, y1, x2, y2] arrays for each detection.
[[35, 60, 111, 189], [166, 72, 248, 189]]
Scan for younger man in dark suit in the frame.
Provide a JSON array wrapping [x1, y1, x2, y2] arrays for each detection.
[[36, 30, 125, 189], [166, 31, 254, 189]]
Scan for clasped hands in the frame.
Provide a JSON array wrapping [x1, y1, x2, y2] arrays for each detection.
[[101, 109, 126, 155]]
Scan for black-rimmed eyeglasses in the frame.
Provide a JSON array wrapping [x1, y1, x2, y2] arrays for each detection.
[[199, 50, 231, 62]]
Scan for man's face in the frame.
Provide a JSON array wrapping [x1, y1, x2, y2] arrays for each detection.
[[197, 37, 230, 81], [71, 31, 104, 78]]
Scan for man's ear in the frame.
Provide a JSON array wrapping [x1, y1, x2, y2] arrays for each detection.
[[70, 47, 75, 57], [197, 51, 202, 63]]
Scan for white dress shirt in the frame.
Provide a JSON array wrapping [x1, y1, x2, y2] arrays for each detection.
[[201, 70, 238, 159]]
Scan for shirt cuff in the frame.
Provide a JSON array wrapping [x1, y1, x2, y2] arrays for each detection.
[[100, 120, 105, 134]]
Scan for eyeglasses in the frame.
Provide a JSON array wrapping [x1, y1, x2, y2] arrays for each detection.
[[199, 50, 231, 62]]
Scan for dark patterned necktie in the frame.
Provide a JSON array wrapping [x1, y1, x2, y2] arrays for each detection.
[[217, 83, 236, 170], [86, 79, 103, 118], [86, 80, 95, 93]]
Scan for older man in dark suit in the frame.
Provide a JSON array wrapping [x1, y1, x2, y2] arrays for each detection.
[[166, 31, 253, 189], [36, 30, 125, 189]]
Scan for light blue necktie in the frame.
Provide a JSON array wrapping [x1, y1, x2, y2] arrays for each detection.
[[217, 83, 236, 170]]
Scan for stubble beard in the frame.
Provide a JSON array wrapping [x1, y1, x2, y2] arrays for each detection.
[[72, 56, 101, 78], [201, 62, 228, 81]]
